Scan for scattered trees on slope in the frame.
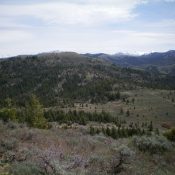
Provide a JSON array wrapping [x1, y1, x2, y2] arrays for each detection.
[[0, 95, 48, 129]]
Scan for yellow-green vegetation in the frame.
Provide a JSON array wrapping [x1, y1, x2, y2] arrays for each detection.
[[164, 128, 175, 141], [0, 96, 48, 129], [0, 108, 17, 122], [25, 95, 48, 129]]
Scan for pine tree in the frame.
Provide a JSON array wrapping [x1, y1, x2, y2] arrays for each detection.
[[142, 129, 145, 135], [25, 95, 48, 129], [155, 128, 159, 135], [120, 108, 124, 115], [90, 126, 95, 135], [120, 127, 126, 137], [106, 127, 111, 136], [4, 98, 13, 108], [102, 127, 106, 135], [116, 91, 120, 99], [132, 98, 135, 104], [111, 127, 118, 139], [148, 121, 153, 132], [126, 110, 130, 117], [118, 127, 121, 137], [96, 128, 101, 134], [0, 98, 17, 122]]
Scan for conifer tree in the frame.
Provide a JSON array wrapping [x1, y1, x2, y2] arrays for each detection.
[[25, 95, 48, 129], [148, 121, 153, 132], [106, 127, 111, 136], [126, 110, 130, 117], [111, 127, 118, 139], [90, 126, 95, 135], [120, 108, 124, 115]]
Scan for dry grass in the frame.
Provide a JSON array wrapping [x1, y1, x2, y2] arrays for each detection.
[[49, 89, 175, 129]]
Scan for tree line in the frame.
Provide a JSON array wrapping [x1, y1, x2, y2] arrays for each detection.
[[89, 120, 155, 139], [0, 95, 125, 128], [44, 109, 125, 126]]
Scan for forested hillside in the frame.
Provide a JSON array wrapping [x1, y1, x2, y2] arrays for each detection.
[[0, 52, 175, 107]]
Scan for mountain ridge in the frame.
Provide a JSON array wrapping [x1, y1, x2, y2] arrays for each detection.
[[83, 50, 175, 75], [1, 51, 175, 107]]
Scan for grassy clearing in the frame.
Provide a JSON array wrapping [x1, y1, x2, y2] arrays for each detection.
[[48, 88, 175, 129]]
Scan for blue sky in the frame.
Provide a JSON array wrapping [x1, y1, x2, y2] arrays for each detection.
[[0, 0, 175, 57]]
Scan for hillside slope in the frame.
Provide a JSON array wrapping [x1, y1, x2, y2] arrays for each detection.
[[0, 52, 175, 107]]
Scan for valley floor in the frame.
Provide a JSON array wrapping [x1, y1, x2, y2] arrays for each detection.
[[49, 88, 175, 129], [0, 88, 175, 175]]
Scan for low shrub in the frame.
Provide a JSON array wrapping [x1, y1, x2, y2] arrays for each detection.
[[0, 138, 17, 152], [164, 128, 175, 142], [0, 108, 17, 122], [19, 129, 35, 141], [133, 135, 172, 154], [9, 162, 43, 175], [3, 151, 16, 163], [6, 121, 18, 129], [110, 145, 135, 174], [161, 122, 172, 129]]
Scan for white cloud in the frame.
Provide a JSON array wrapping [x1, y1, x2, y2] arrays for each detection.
[[0, 27, 174, 56], [0, 30, 33, 43], [0, 0, 174, 56], [0, 0, 146, 26], [163, 0, 175, 2]]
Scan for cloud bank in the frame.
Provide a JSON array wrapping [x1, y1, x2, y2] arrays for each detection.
[[0, 0, 174, 56]]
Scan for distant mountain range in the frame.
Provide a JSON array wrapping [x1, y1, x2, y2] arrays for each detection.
[[84, 50, 175, 75]]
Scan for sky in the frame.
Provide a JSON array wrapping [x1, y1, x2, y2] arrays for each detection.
[[0, 0, 175, 57]]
